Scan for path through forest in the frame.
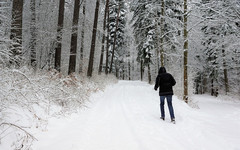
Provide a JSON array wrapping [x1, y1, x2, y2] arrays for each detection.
[[33, 81, 240, 150]]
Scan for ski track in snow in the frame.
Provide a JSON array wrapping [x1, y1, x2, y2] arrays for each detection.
[[33, 81, 240, 150]]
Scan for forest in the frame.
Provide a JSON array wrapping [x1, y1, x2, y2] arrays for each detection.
[[0, 0, 240, 149]]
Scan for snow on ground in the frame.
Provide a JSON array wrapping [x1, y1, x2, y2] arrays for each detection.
[[32, 80, 240, 150]]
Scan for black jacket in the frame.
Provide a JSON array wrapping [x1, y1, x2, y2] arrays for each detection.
[[154, 67, 176, 96]]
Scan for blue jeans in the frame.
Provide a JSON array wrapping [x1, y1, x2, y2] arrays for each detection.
[[160, 95, 175, 119]]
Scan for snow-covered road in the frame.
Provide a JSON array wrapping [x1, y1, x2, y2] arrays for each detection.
[[33, 81, 240, 150]]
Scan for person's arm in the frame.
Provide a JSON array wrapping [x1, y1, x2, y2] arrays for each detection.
[[154, 76, 159, 90]]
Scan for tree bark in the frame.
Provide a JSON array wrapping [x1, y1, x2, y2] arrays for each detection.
[[105, 7, 110, 74], [122, 64, 125, 80], [30, 0, 37, 69], [68, 0, 81, 74], [79, 0, 86, 73], [128, 60, 131, 80], [155, 19, 160, 69], [148, 63, 151, 84], [222, 47, 229, 94], [183, 0, 188, 103], [10, 0, 23, 65], [211, 79, 214, 96], [87, 0, 100, 77], [160, 0, 165, 67], [98, 0, 109, 74], [140, 60, 143, 81], [54, 0, 65, 72], [109, 4, 121, 73]]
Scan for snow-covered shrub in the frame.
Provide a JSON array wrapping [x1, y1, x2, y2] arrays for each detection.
[[0, 66, 117, 149]]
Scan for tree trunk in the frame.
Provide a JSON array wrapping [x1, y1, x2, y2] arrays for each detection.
[[160, 0, 165, 67], [54, 0, 65, 72], [68, 0, 81, 74], [211, 78, 218, 97], [222, 47, 229, 94], [79, 0, 86, 73], [98, 0, 109, 74], [148, 63, 151, 84], [122, 64, 125, 80], [235, 49, 240, 94], [105, 7, 110, 75], [140, 60, 143, 81], [211, 79, 214, 96], [115, 60, 119, 78], [30, 0, 37, 69], [132, 58, 134, 80], [109, 4, 121, 73], [87, 0, 100, 77], [10, 0, 23, 65], [0, 3, 2, 25], [128, 60, 131, 80], [154, 17, 160, 70], [183, 0, 188, 103]]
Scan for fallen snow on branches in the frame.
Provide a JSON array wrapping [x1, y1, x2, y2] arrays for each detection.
[[0, 66, 117, 150]]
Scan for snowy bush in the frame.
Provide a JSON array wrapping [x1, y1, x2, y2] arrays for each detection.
[[0, 66, 117, 149]]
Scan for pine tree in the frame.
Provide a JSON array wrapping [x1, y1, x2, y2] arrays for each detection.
[[199, 0, 240, 96], [105, 5, 110, 74], [87, 0, 100, 77], [131, 0, 156, 82], [30, 0, 37, 69], [109, 3, 121, 73], [68, 0, 81, 74], [79, 0, 86, 73], [10, 0, 23, 65], [0, 0, 12, 64], [160, 0, 165, 67], [183, 0, 189, 102], [98, 0, 109, 74], [163, 0, 183, 66], [108, 0, 127, 76], [55, 0, 65, 72]]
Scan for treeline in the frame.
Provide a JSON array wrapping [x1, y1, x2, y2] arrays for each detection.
[[1, 0, 240, 102], [130, 0, 240, 101], [0, 0, 132, 77]]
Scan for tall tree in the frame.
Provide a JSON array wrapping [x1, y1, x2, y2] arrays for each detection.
[[160, 0, 165, 67], [128, 56, 131, 80], [79, 0, 86, 73], [183, 0, 188, 103], [0, 1, 12, 65], [222, 42, 229, 94], [98, 0, 109, 74], [54, 0, 65, 72], [30, 0, 37, 69], [87, 0, 100, 77], [109, 3, 121, 73], [131, 0, 147, 81], [10, 0, 23, 65], [108, 0, 127, 75], [197, 0, 239, 96], [143, 31, 154, 83], [68, 0, 81, 74], [131, 0, 155, 82], [105, 7, 110, 74]]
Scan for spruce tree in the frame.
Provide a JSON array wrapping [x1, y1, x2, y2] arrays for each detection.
[[199, 0, 240, 96], [108, 0, 127, 76]]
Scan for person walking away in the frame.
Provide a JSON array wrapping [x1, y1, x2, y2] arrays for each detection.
[[154, 67, 176, 123]]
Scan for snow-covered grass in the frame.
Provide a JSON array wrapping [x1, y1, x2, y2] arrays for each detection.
[[30, 81, 240, 150], [0, 66, 117, 150]]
